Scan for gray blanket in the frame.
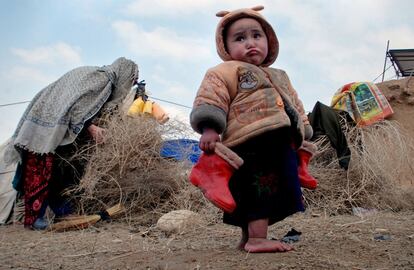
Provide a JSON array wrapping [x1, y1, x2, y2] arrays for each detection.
[[10, 57, 138, 154]]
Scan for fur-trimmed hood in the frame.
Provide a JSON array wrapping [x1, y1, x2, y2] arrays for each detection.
[[215, 5, 279, 67]]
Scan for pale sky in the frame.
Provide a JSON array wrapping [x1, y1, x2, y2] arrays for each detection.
[[1, 0, 413, 144]]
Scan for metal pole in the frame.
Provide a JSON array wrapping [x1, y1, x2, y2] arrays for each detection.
[[381, 40, 390, 82]]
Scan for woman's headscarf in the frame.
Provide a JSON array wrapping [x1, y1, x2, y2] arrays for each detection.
[[10, 57, 139, 154]]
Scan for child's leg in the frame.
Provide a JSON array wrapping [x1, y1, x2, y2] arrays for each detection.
[[244, 218, 293, 253], [237, 225, 249, 250]]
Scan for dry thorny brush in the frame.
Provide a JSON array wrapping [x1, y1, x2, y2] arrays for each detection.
[[71, 112, 414, 226], [304, 118, 414, 215], [70, 113, 217, 226]]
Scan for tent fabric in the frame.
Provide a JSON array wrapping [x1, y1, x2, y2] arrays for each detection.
[[331, 82, 393, 126], [160, 139, 201, 164], [0, 168, 16, 224], [0, 139, 18, 224]]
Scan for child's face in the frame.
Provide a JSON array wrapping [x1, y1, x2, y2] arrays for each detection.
[[225, 18, 268, 66]]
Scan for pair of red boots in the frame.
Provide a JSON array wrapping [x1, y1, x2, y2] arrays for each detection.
[[189, 144, 317, 213]]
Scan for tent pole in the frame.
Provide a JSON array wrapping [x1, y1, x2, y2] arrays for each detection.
[[381, 40, 390, 82]]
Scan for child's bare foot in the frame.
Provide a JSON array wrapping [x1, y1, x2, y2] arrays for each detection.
[[244, 238, 294, 253]]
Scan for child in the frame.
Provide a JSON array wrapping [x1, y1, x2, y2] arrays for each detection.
[[190, 6, 315, 253]]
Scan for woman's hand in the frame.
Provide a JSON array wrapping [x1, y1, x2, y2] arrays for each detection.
[[87, 124, 105, 144], [199, 128, 220, 153]]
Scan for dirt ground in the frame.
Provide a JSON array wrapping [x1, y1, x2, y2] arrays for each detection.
[[1, 210, 413, 270], [377, 77, 414, 139], [2, 78, 414, 270]]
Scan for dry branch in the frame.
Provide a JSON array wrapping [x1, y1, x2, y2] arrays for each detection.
[[69, 113, 217, 226], [304, 120, 414, 215], [68, 111, 414, 227]]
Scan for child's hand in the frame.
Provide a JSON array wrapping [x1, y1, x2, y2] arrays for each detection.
[[199, 128, 220, 153], [87, 124, 105, 144]]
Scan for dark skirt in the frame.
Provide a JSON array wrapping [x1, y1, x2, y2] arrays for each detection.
[[223, 128, 304, 228]]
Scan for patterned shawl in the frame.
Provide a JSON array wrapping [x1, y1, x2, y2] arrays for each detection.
[[10, 57, 138, 154]]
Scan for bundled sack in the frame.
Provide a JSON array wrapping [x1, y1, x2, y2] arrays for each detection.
[[331, 82, 393, 126]]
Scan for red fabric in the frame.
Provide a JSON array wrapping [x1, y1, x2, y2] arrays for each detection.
[[298, 149, 318, 190], [23, 152, 54, 227]]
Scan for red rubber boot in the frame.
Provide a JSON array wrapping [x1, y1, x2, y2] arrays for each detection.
[[189, 153, 237, 213], [298, 149, 318, 190]]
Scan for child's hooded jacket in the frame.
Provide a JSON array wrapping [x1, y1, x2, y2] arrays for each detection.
[[190, 6, 310, 148]]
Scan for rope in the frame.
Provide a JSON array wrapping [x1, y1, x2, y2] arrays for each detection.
[[372, 65, 393, 82], [0, 97, 193, 109], [0, 100, 31, 107]]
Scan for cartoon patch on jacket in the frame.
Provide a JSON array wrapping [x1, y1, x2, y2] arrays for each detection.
[[238, 69, 258, 90]]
